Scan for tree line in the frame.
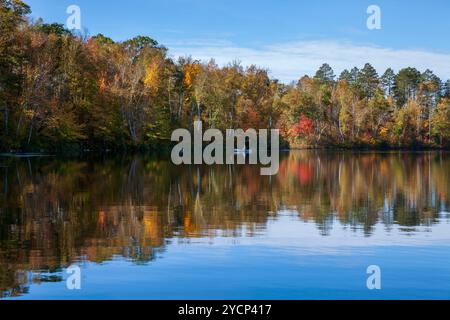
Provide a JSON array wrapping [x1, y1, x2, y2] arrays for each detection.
[[1, 0, 450, 152]]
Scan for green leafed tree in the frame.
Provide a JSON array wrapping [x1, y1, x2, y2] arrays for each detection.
[[358, 63, 379, 99], [314, 63, 335, 84], [380, 68, 395, 96], [443, 80, 450, 98], [393, 67, 422, 107]]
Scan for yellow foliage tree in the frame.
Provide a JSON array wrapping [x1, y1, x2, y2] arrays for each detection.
[[183, 63, 201, 89], [144, 61, 161, 95]]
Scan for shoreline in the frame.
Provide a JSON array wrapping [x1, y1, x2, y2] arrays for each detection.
[[1, 147, 450, 158]]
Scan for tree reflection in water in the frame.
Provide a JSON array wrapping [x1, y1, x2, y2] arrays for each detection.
[[1, 151, 449, 297]]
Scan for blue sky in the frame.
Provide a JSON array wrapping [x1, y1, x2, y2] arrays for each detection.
[[26, 0, 450, 82]]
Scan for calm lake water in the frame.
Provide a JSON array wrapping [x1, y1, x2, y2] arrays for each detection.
[[1, 151, 450, 300]]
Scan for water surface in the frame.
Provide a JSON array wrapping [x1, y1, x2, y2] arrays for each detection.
[[1, 151, 450, 299]]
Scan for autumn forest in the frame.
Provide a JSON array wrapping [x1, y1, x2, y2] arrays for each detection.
[[1, 0, 450, 153]]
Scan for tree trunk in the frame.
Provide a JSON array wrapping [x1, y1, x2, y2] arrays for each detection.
[[428, 108, 432, 143], [168, 78, 172, 118], [4, 107, 8, 135], [16, 111, 24, 136], [27, 122, 33, 145]]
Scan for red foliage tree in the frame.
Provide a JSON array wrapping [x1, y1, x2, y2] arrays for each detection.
[[291, 115, 314, 137]]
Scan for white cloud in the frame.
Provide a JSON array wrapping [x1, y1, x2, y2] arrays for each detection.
[[167, 39, 450, 83]]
